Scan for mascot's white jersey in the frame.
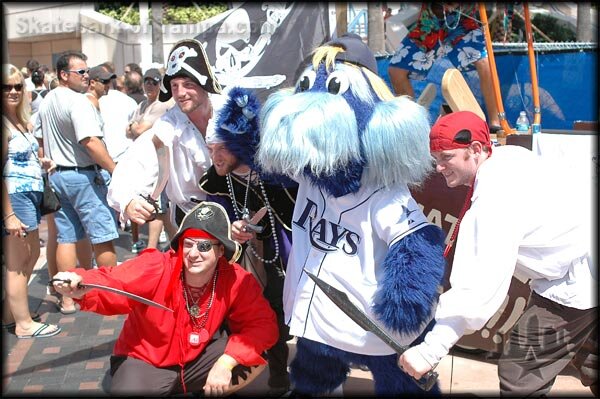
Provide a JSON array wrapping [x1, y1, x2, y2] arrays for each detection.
[[284, 176, 431, 355]]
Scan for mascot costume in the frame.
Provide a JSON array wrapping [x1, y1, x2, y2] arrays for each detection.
[[256, 33, 446, 395]]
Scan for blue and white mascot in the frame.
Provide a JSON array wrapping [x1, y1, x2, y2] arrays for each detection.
[[256, 33, 446, 395]]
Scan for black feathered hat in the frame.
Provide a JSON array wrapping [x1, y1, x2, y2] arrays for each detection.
[[207, 87, 261, 170]]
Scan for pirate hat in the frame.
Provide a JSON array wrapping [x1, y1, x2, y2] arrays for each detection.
[[159, 39, 221, 102], [171, 202, 241, 263]]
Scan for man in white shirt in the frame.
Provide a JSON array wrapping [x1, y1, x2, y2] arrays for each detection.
[[108, 39, 223, 227], [98, 64, 138, 164], [398, 111, 597, 396]]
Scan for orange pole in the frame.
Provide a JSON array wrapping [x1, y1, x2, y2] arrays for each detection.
[[478, 3, 514, 134], [523, 3, 542, 131]]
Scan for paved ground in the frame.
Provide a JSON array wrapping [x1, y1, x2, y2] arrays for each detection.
[[2, 218, 594, 397]]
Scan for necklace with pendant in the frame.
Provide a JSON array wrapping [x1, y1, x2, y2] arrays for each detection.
[[225, 171, 280, 265], [182, 269, 218, 347], [226, 171, 251, 220]]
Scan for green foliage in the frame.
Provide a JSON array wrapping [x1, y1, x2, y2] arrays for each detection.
[[97, 2, 227, 25], [531, 14, 576, 42], [163, 4, 227, 24]]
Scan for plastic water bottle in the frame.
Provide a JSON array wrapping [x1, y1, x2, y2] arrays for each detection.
[[515, 111, 530, 133]]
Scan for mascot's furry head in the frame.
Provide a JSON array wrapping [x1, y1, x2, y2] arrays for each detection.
[[256, 33, 434, 198]]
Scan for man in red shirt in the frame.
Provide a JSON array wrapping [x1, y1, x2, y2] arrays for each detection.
[[52, 202, 278, 396]]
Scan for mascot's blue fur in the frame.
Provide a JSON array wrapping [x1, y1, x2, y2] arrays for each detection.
[[256, 34, 446, 396]]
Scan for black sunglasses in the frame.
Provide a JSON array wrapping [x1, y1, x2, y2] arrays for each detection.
[[65, 68, 89, 76], [2, 84, 23, 92], [144, 79, 159, 86]]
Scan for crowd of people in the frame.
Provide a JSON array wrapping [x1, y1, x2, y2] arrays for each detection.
[[2, 24, 596, 398]]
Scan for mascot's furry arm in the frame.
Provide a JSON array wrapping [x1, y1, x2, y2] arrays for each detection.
[[374, 225, 446, 337]]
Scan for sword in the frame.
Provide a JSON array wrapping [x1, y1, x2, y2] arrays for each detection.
[[49, 278, 174, 312], [243, 206, 267, 233], [304, 270, 438, 391], [140, 135, 170, 221]]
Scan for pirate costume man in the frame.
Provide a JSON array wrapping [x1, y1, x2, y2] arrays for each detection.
[[107, 39, 227, 227], [52, 202, 278, 396], [199, 87, 297, 394]]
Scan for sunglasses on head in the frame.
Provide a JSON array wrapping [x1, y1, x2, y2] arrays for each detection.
[[2, 84, 23, 92], [144, 79, 159, 86], [65, 68, 89, 76]]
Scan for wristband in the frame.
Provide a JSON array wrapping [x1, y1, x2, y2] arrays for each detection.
[[3, 212, 15, 221], [216, 357, 235, 371]]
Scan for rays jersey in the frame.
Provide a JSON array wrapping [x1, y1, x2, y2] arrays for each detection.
[[283, 177, 431, 355]]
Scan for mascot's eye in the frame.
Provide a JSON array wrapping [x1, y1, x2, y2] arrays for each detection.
[[325, 72, 349, 95], [297, 70, 316, 92]]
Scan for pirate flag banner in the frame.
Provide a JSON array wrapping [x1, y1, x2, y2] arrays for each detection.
[[194, 2, 330, 102]]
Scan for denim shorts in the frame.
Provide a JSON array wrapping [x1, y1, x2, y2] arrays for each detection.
[[2, 191, 42, 235], [49, 168, 119, 244]]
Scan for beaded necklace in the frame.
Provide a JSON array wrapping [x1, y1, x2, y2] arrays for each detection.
[[226, 171, 280, 264], [226, 172, 251, 220], [182, 269, 218, 346], [442, 5, 461, 30]]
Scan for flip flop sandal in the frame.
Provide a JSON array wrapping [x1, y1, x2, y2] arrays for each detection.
[[17, 323, 61, 339], [2, 313, 41, 329]]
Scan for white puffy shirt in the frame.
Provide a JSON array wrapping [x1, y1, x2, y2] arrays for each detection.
[[108, 95, 225, 221]]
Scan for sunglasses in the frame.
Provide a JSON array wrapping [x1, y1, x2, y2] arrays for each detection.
[[2, 84, 23, 92], [144, 79, 159, 86], [65, 68, 90, 76], [184, 239, 221, 252]]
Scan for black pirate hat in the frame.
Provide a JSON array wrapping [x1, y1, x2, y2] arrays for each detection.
[[170, 202, 241, 263], [159, 39, 221, 102]]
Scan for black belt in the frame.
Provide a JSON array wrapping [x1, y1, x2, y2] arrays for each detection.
[[55, 165, 98, 172]]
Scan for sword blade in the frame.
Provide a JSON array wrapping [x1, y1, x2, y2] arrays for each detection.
[[81, 283, 174, 312], [249, 207, 268, 225], [305, 270, 438, 391], [151, 134, 170, 200]]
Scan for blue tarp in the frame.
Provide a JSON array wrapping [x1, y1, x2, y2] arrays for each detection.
[[377, 49, 598, 130]]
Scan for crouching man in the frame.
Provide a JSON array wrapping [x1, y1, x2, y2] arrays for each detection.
[[52, 202, 278, 396]]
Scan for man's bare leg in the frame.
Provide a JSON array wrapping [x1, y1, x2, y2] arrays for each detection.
[[387, 66, 415, 98]]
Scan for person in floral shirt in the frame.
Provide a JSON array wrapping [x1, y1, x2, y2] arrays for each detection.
[[388, 3, 500, 130]]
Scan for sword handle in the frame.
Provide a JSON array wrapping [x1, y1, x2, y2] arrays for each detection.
[[415, 370, 438, 392], [139, 194, 159, 221]]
